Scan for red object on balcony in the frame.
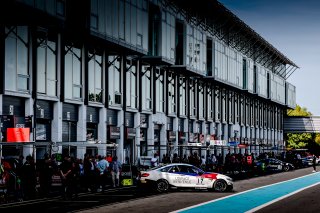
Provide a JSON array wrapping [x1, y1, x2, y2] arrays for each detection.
[[6, 128, 30, 142]]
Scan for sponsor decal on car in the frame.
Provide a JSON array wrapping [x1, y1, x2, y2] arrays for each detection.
[[173, 176, 191, 184]]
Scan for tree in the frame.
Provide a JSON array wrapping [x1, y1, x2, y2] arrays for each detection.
[[287, 105, 312, 117], [286, 105, 314, 150]]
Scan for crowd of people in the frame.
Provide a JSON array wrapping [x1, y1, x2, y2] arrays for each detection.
[[150, 151, 256, 175], [0, 153, 122, 202], [1, 149, 316, 203]]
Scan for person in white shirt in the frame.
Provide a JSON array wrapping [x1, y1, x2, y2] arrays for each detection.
[[151, 153, 159, 168]]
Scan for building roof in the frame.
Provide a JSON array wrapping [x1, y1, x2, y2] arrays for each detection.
[[167, 0, 299, 79]]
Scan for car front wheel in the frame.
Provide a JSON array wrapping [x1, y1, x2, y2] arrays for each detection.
[[283, 165, 290, 172], [156, 179, 169, 193], [213, 179, 228, 192]]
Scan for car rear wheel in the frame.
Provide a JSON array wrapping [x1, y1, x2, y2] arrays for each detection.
[[213, 179, 228, 192], [156, 179, 169, 193]]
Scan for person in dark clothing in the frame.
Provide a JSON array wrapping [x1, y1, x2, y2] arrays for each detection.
[[172, 153, 180, 163], [83, 153, 96, 192], [312, 154, 317, 172], [59, 155, 74, 200], [20, 155, 37, 200], [39, 153, 54, 197]]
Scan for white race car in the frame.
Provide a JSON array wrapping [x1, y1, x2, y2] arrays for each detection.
[[139, 163, 233, 193]]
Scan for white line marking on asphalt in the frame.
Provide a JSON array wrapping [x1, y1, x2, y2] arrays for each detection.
[[245, 181, 320, 213], [171, 172, 320, 213]]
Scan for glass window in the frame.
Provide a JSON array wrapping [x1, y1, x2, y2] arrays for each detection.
[[155, 68, 164, 112], [246, 98, 250, 126], [222, 90, 226, 122], [215, 88, 220, 121], [5, 26, 29, 92], [87, 123, 98, 141], [56, 0, 65, 16], [35, 120, 51, 141], [235, 93, 239, 123], [119, 0, 125, 40], [126, 58, 138, 109], [36, 123, 47, 140], [189, 79, 196, 117], [88, 51, 103, 103], [179, 76, 187, 116], [168, 71, 176, 114], [141, 65, 152, 110], [62, 121, 77, 141], [64, 45, 82, 100], [207, 86, 213, 120], [90, 0, 98, 29], [37, 36, 57, 96], [108, 55, 122, 105], [228, 92, 234, 123], [140, 141, 147, 156], [198, 82, 204, 119]]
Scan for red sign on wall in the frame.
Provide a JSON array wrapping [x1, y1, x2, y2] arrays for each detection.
[[7, 128, 30, 142]]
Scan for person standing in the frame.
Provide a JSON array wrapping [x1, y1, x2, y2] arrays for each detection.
[[59, 155, 73, 200], [83, 153, 96, 192], [110, 156, 122, 187], [96, 155, 109, 192], [20, 155, 37, 200], [312, 154, 317, 172], [39, 153, 54, 197], [150, 153, 159, 167]]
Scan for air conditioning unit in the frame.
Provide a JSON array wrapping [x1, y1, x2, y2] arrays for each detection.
[[115, 94, 121, 104]]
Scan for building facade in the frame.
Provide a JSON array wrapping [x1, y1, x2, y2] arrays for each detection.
[[0, 0, 298, 164]]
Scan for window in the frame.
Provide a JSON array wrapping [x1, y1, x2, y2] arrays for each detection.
[[222, 90, 227, 122], [62, 121, 77, 141], [179, 76, 187, 116], [155, 68, 164, 112], [56, 0, 65, 16], [253, 65, 257, 93], [148, 4, 160, 56], [108, 55, 121, 105], [141, 65, 152, 110], [5, 26, 29, 92], [87, 123, 98, 141], [140, 141, 148, 156], [88, 50, 103, 103], [207, 39, 213, 76], [90, 0, 98, 29], [243, 58, 247, 90], [64, 45, 82, 100], [198, 82, 205, 119], [235, 93, 239, 123], [207, 85, 213, 120], [245, 98, 250, 125], [175, 21, 184, 65], [126, 57, 138, 109], [35, 119, 51, 141], [37, 33, 57, 96], [119, 0, 125, 40], [189, 79, 196, 117], [168, 71, 176, 114], [215, 88, 220, 122], [228, 91, 234, 123]]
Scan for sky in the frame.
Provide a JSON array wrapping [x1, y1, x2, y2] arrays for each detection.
[[218, 0, 320, 115]]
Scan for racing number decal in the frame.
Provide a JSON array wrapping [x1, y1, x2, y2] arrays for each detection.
[[197, 176, 204, 185]]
